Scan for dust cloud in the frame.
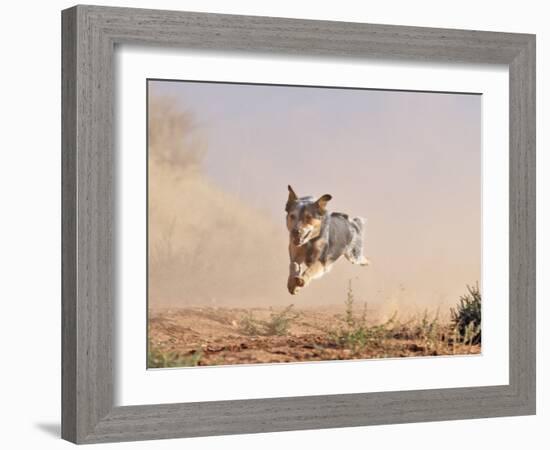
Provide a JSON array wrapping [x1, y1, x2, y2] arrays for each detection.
[[148, 89, 481, 319]]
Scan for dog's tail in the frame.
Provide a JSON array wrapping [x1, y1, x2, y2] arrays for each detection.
[[351, 216, 366, 233]]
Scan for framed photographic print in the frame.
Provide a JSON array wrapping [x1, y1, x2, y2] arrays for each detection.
[[61, 5, 536, 444]]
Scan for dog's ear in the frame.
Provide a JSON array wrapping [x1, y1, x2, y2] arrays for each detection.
[[286, 185, 298, 212], [315, 194, 332, 214]]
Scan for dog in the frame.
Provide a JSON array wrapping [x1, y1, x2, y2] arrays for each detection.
[[285, 185, 370, 295]]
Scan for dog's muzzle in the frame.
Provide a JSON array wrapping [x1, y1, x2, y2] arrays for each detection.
[[292, 229, 311, 246]]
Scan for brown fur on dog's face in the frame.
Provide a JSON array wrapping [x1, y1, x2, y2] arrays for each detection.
[[285, 185, 331, 246]]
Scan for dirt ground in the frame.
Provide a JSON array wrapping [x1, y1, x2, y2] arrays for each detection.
[[148, 306, 481, 367]]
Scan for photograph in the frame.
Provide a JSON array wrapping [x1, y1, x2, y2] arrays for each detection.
[[147, 79, 482, 368]]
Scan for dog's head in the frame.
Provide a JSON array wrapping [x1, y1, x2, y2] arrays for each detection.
[[285, 185, 332, 246]]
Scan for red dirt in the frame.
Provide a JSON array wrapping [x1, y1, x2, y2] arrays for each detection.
[[148, 306, 481, 367]]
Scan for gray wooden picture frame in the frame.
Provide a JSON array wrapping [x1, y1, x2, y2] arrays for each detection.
[[61, 4, 536, 444]]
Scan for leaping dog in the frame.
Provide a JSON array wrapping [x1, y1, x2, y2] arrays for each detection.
[[285, 185, 370, 295]]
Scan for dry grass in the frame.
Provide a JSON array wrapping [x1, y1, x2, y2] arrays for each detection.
[[147, 284, 482, 367], [148, 339, 203, 368], [239, 305, 301, 336], [324, 282, 464, 357]]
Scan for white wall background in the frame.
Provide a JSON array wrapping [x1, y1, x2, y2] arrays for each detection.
[[0, 1, 546, 448]]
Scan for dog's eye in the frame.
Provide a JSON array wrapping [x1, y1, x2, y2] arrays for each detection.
[[289, 214, 296, 220]]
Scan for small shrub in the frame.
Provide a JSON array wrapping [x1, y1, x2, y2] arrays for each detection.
[[239, 305, 300, 336], [413, 310, 446, 354], [329, 281, 396, 353], [238, 312, 262, 336], [450, 284, 481, 345]]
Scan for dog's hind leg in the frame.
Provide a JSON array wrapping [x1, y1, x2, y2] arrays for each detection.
[[298, 261, 328, 288], [345, 217, 370, 266]]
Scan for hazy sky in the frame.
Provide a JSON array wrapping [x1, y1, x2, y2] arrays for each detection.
[[149, 79, 481, 311]]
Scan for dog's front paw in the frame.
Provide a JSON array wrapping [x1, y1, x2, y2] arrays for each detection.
[[287, 277, 305, 295]]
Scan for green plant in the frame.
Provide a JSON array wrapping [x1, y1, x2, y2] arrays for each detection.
[[239, 305, 300, 336], [329, 281, 396, 353], [147, 340, 202, 368], [450, 283, 481, 345], [413, 310, 446, 355]]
